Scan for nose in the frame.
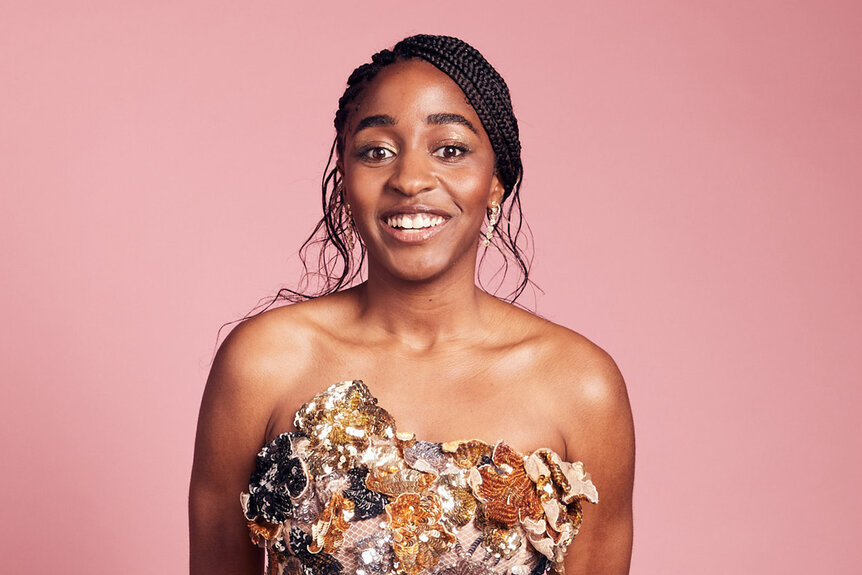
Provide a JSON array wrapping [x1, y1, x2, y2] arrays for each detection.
[[387, 148, 435, 196]]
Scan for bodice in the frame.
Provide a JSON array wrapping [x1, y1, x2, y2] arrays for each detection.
[[241, 380, 597, 575]]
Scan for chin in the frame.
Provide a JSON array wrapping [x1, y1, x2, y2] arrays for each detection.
[[375, 252, 462, 284]]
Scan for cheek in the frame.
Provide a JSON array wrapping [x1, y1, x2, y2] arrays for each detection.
[[446, 149, 498, 202], [446, 169, 495, 213], [342, 165, 374, 204], [342, 172, 381, 235]]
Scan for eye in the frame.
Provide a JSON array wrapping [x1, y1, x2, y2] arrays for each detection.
[[434, 145, 468, 160], [360, 146, 395, 162]]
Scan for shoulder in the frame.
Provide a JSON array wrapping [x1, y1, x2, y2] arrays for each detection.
[[214, 303, 315, 378], [507, 310, 632, 455], [215, 293, 356, 377], [194, 295, 354, 461], [549, 327, 633, 474], [190, 300, 342, 570], [545, 323, 627, 411], [205, 295, 355, 412], [499, 305, 626, 402], [483, 303, 635, 572], [509, 310, 624, 398]]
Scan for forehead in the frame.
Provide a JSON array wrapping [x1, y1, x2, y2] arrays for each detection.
[[346, 59, 481, 132]]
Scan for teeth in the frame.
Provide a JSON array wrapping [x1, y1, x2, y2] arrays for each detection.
[[386, 214, 445, 230]]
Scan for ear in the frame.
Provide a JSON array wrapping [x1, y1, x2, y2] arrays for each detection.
[[335, 157, 347, 199], [488, 174, 504, 208]]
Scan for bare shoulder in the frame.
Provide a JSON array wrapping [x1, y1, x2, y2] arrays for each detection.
[[211, 293, 354, 391], [524, 321, 635, 574], [543, 321, 628, 413], [192, 294, 356, 483], [501, 307, 632, 457], [213, 302, 318, 385], [499, 306, 626, 403], [190, 299, 342, 574], [196, 296, 351, 450]]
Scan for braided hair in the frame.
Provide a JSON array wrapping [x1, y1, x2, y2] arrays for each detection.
[[272, 34, 532, 307]]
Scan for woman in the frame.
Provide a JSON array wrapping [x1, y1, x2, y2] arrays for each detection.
[[190, 35, 634, 575]]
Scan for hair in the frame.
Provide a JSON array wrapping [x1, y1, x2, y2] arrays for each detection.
[[238, 34, 533, 325]]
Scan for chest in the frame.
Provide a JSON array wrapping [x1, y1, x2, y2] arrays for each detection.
[[267, 344, 568, 456]]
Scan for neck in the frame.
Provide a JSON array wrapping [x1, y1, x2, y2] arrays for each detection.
[[356, 260, 491, 352]]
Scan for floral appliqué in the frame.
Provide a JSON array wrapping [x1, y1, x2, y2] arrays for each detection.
[[241, 380, 597, 575], [469, 441, 598, 569], [386, 492, 457, 575]]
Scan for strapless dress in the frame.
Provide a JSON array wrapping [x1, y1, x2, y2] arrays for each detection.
[[241, 380, 598, 575]]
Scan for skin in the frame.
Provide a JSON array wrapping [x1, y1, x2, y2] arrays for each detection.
[[189, 59, 634, 575]]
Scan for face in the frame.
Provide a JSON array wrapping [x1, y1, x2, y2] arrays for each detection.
[[338, 59, 503, 284]]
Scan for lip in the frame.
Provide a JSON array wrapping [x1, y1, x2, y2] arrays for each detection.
[[381, 221, 449, 244], [379, 204, 452, 220], [379, 204, 452, 244]]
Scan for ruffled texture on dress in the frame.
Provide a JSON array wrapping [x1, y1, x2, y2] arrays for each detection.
[[241, 380, 598, 575]]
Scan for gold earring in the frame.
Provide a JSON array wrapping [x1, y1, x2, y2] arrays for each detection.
[[483, 201, 501, 247], [343, 201, 355, 251]]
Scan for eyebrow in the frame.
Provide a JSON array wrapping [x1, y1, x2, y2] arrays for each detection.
[[353, 114, 396, 134], [426, 113, 478, 134], [352, 112, 479, 135]]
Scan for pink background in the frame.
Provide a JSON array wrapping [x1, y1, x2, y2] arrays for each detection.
[[2, 1, 860, 573]]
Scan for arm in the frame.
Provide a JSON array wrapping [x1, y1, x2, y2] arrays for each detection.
[[562, 351, 635, 575], [189, 322, 275, 574]]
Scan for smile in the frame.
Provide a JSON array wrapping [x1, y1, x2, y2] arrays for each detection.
[[385, 214, 446, 230]]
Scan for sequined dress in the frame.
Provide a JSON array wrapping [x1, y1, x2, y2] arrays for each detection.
[[241, 380, 598, 575]]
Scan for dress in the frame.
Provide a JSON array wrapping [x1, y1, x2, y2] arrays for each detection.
[[241, 380, 598, 575]]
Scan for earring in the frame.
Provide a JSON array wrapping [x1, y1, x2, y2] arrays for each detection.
[[343, 200, 355, 251], [483, 201, 501, 247]]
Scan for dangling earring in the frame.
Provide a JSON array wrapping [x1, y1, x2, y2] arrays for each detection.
[[483, 201, 501, 247], [343, 199, 355, 251]]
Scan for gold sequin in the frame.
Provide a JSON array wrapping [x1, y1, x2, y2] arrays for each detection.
[[434, 472, 478, 530], [435, 557, 499, 575], [385, 492, 456, 575], [295, 381, 397, 475], [308, 492, 353, 554], [441, 439, 492, 468], [481, 523, 525, 560], [469, 442, 543, 526], [242, 381, 599, 575], [246, 519, 281, 545], [525, 449, 599, 506], [519, 448, 599, 567], [363, 443, 438, 498], [567, 499, 584, 533], [366, 462, 437, 498], [395, 431, 416, 445]]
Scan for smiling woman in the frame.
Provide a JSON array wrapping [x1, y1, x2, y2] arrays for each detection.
[[342, 59, 502, 284], [189, 34, 634, 575]]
